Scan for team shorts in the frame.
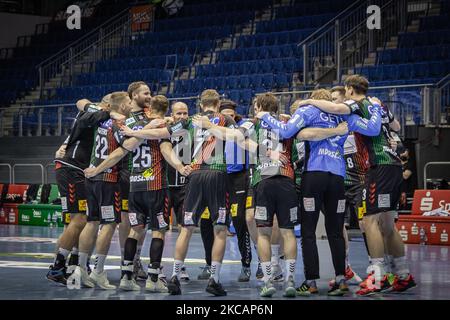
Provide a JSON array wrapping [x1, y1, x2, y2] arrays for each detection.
[[228, 171, 248, 219], [344, 182, 364, 225], [168, 186, 185, 225], [85, 179, 121, 224], [254, 176, 299, 229], [119, 178, 130, 213], [182, 170, 230, 227], [128, 189, 170, 231], [364, 165, 402, 216], [55, 165, 87, 224]]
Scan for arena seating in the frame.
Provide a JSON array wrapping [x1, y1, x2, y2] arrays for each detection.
[[0, 0, 128, 107]]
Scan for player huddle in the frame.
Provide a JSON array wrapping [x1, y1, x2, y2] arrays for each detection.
[[46, 74, 416, 298]]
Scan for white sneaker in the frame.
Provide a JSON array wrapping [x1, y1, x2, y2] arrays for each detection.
[[158, 266, 167, 281], [272, 264, 284, 282], [133, 259, 148, 281], [119, 276, 141, 291], [69, 266, 95, 288], [145, 277, 169, 293], [90, 270, 116, 290]]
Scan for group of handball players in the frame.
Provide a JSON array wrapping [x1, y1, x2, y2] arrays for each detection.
[[46, 74, 416, 298]]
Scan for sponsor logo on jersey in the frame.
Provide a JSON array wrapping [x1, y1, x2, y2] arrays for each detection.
[[126, 118, 137, 126], [97, 127, 108, 135], [318, 148, 341, 159]]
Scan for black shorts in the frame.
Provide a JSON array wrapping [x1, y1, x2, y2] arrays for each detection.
[[364, 165, 402, 216], [168, 186, 185, 225], [344, 182, 364, 224], [85, 179, 121, 224], [228, 171, 248, 219], [128, 189, 170, 231], [246, 186, 256, 210], [182, 170, 230, 227], [119, 178, 130, 213], [254, 176, 299, 229], [55, 166, 87, 221]]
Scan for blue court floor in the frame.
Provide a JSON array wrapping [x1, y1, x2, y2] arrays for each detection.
[[0, 225, 449, 300]]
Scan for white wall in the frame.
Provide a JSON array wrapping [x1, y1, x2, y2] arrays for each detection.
[[0, 13, 52, 49]]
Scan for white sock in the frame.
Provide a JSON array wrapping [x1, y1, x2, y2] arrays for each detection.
[[79, 252, 88, 270], [58, 248, 70, 259], [94, 254, 107, 273], [210, 261, 222, 282], [384, 255, 394, 273], [134, 245, 142, 261], [261, 261, 272, 283], [71, 247, 79, 255], [172, 260, 184, 279], [367, 258, 385, 284], [393, 256, 409, 278], [271, 245, 280, 265], [285, 259, 296, 281], [345, 248, 349, 268]]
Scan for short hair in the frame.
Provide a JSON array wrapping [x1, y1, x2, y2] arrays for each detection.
[[219, 99, 237, 112], [200, 89, 220, 107], [109, 92, 129, 112], [344, 75, 369, 95], [256, 93, 278, 113], [171, 101, 188, 112], [151, 95, 169, 115], [127, 81, 148, 99], [330, 86, 346, 96], [310, 89, 332, 101]]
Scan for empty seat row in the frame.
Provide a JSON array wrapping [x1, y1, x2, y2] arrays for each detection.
[[256, 14, 334, 33], [96, 54, 192, 72], [216, 44, 300, 63], [196, 58, 302, 77], [398, 30, 450, 47], [236, 29, 315, 48], [274, 0, 351, 18], [137, 26, 233, 44], [75, 69, 172, 86], [378, 45, 450, 64], [118, 40, 214, 58]]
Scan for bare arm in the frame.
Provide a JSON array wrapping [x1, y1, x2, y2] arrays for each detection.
[[297, 122, 348, 141], [390, 119, 401, 132], [121, 126, 171, 140], [76, 99, 92, 112], [192, 115, 245, 142], [160, 141, 184, 173], [302, 99, 352, 115]]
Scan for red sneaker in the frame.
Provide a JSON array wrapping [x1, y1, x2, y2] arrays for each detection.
[[345, 266, 355, 281], [392, 274, 416, 293], [356, 272, 379, 296]]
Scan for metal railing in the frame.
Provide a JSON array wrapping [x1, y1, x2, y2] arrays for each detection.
[[299, 0, 382, 85], [423, 73, 450, 126], [12, 164, 45, 185], [338, 0, 408, 80], [423, 162, 450, 188], [36, 7, 133, 99], [0, 164, 12, 184]]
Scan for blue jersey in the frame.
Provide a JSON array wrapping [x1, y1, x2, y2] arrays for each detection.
[[226, 118, 250, 173], [260, 103, 382, 178]]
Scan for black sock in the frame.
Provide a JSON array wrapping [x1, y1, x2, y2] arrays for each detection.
[[200, 218, 214, 266], [149, 238, 164, 281], [123, 238, 138, 279], [54, 254, 66, 269], [68, 253, 79, 266]]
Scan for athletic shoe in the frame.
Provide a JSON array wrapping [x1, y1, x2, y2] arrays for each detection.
[[90, 270, 116, 290], [328, 279, 349, 296], [272, 264, 284, 282], [145, 277, 169, 293], [167, 276, 182, 295], [260, 280, 276, 298], [46, 265, 67, 286], [134, 259, 148, 281], [356, 272, 379, 296], [86, 262, 92, 275], [206, 278, 227, 296], [180, 266, 190, 281], [296, 281, 319, 297], [283, 276, 296, 298], [67, 254, 78, 275], [379, 273, 395, 293], [197, 265, 211, 280], [66, 265, 76, 276], [158, 266, 167, 281], [68, 266, 95, 289], [256, 263, 264, 280], [392, 274, 416, 293], [238, 266, 251, 282], [119, 275, 141, 291]]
